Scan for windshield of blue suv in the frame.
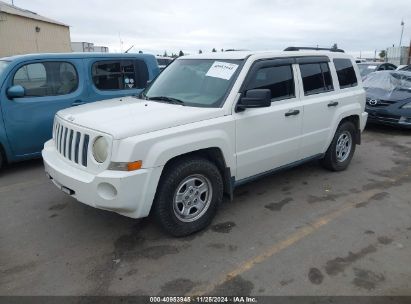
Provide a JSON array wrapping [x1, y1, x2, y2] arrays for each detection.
[[0, 61, 10, 78], [142, 59, 243, 107]]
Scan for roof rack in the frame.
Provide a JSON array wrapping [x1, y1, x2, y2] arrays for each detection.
[[284, 46, 345, 53]]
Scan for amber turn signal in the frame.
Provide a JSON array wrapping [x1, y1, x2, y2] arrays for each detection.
[[127, 160, 143, 171]]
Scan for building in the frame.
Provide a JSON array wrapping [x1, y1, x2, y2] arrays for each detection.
[[71, 42, 109, 53], [0, 1, 71, 57], [386, 45, 411, 66]]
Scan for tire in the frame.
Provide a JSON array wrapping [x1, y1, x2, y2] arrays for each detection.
[[321, 121, 356, 171], [153, 156, 224, 237]]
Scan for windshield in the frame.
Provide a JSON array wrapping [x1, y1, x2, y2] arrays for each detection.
[[363, 71, 411, 91], [144, 59, 243, 107], [0, 60, 10, 77], [358, 63, 378, 77]]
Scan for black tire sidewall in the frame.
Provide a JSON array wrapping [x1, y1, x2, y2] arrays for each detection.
[[154, 157, 223, 236]]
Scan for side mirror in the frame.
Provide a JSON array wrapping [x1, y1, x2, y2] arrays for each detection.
[[7, 85, 25, 99], [236, 89, 271, 111]]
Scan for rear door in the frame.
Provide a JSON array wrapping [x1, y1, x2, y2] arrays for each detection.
[[87, 59, 150, 102], [1, 59, 86, 156], [234, 59, 304, 181], [296, 57, 337, 159]]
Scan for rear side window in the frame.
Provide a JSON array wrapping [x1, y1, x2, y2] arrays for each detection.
[[13, 62, 78, 97], [333, 59, 358, 89], [299, 63, 334, 96], [92, 60, 148, 91], [246, 65, 295, 101]]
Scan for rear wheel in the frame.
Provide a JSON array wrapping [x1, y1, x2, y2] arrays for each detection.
[[321, 121, 356, 171], [153, 157, 223, 237]]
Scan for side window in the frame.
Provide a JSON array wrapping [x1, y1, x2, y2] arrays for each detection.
[[92, 60, 148, 91], [13, 62, 78, 97], [333, 58, 358, 89], [246, 65, 295, 101], [14, 63, 47, 96], [299, 62, 334, 96]]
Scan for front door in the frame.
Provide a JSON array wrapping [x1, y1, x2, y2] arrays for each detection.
[[234, 61, 303, 181], [1, 59, 86, 157]]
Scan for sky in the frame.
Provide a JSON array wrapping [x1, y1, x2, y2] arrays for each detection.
[[8, 0, 411, 58]]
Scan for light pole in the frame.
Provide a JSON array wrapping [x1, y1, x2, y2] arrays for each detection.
[[399, 20, 405, 47]]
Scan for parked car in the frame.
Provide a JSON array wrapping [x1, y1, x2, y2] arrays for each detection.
[[357, 62, 397, 80], [364, 71, 411, 128], [156, 56, 174, 71], [43, 50, 367, 236], [0, 53, 159, 169]]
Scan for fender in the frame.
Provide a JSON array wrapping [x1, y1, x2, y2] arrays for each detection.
[[111, 116, 236, 174]]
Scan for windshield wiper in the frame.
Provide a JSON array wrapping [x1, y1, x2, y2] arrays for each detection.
[[147, 96, 185, 105]]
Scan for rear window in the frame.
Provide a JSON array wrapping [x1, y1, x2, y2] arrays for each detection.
[[92, 60, 148, 91], [333, 59, 358, 89], [299, 63, 334, 96]]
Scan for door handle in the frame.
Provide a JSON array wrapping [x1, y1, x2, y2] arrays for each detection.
[[284, 109, 300, 117], [328, 101, 339, 107], [72, 100, 85, 107]]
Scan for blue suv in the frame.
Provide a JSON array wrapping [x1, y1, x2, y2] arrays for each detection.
[[0, 53, 159, 169]]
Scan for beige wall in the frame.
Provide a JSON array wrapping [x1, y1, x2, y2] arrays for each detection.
[[0, 13, 71, 57]]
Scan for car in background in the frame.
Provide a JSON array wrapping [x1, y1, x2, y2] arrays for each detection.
[[156, 56, 174, 71], [0, 53, 160, 170], [364, 71, 411, 129], [358, 62, 397, 80]]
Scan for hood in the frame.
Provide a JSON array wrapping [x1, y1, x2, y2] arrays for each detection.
[[365, 87, 411, 102], [57, 97, 224, 139]]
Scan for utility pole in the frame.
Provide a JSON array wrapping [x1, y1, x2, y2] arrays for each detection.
[[399, 19, 404, 47]]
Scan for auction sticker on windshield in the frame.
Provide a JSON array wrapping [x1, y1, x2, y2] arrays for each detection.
[[206, 61, 239, 80]]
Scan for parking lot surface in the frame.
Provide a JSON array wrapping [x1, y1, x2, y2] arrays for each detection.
[[1, 125, 411, 296]]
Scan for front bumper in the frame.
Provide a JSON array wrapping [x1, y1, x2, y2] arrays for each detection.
[[366, 107, 411, 129], [42, 140, 163, 218]]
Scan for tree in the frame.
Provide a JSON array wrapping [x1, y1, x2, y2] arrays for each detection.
[[212, 48, 217, 52], [331, 43, 338, 50], [221, 48, 224, 52], [379, 50, 386, 59], [198, 49, 203, 54], [179, 50, 184, 57], [163, 51, 168, 57], [138, 50, 143, 54]]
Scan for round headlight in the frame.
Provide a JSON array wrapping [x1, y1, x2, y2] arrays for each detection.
[[92, 136, 109, 163]]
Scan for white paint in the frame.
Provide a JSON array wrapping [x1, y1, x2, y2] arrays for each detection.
[[43, 50, 367, 222]]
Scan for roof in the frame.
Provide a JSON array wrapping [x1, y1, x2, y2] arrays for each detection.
[[0, 0, 68, 26], [181, 50, 353, 60], [0, 52, 157, 62]]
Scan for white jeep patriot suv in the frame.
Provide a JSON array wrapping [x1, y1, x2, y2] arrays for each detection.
[[43, 48, 367, 236]]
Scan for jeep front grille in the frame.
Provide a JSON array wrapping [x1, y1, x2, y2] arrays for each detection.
[[53, 121, 90, 167]]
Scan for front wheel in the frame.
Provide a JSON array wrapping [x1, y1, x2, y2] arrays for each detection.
[[321, 121, 356, 171], [153, 157, 224, 237]]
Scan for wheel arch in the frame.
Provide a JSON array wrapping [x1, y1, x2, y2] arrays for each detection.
[[159, 147, 233, 200], [338, 114, 361, 144]]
